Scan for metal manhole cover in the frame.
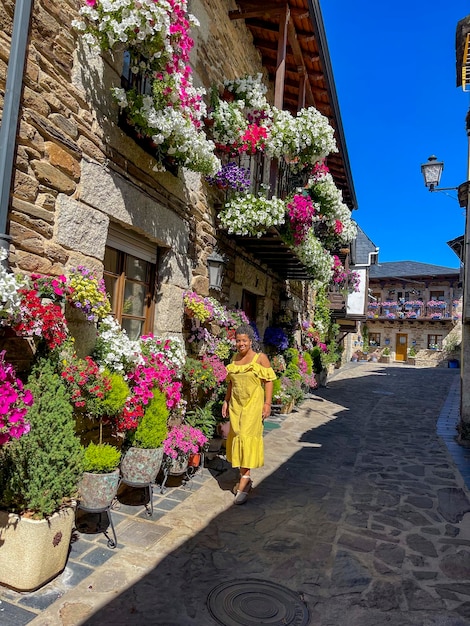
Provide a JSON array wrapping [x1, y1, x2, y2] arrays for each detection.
[[207, 579, 310, 626]]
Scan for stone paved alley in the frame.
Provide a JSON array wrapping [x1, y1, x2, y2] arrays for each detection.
[[3, 363, 470, 626]]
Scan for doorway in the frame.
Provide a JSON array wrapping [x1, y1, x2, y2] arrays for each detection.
[[396, 333, 408, 362]]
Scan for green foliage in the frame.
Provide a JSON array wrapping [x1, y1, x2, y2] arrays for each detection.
[[285, 361, 302, 381], [130, 388, 168, 449], [282, 377, 304, 404], [185, 401, 218, 438], [303, 352, 313, 375], [272, 378, 282, 398], [284, 348, 299, 365], [382, 346, 391, 356], [313, 287, 332, 341], [322, 340, 340, 367], [99, 370, 130, 416], [283, 348, 301, 381], [83, 442, 121, 473], [0, 358, 84, 518], [408, 345, 417, 357], [310, 346, 323, 374]]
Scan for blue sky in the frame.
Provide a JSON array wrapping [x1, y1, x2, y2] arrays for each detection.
[[321, 1, 470, 269]]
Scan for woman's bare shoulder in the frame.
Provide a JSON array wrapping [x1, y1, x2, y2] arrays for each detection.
[[257, 352, 271, 367]]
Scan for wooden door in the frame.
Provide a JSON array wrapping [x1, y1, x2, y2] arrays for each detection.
[[396, 333, 408, 362]]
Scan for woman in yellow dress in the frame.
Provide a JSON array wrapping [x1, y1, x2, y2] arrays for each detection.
[[222, 324, 276, 504]]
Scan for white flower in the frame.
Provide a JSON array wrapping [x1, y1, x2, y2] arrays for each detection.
[[219, 193, 285, 237], [0, 249, 22, 321], [95, 316, 142, 372]]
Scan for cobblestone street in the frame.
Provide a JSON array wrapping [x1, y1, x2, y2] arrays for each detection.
[[3, 363, 470, 626]]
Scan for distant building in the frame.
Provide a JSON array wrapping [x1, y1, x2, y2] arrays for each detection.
[[365, 261, 462, 366]]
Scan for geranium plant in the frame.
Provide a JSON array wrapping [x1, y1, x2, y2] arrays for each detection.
[[29, 273, 67, 301], [0, 351, 32, 445], [13, 289, 68, 351], [61, 354, 112, 414]]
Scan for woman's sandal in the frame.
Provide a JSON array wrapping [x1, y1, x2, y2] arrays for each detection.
[[234, 475, 252, 505]]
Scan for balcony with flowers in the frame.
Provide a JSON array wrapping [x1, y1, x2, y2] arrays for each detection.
[[367, 299, 459, 322], [73, 4, 357, 292]]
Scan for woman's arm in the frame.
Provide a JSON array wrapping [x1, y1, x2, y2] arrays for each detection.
[[257, 353, 273, 419], [262, 380, 273, 419], [221, 381, 232, 419]]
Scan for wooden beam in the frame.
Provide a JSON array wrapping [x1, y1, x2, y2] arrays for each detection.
[[274, 3, 289, 109], [286, 18, 315, 106], [298, 72, 306, 110], [229, 9, 282, 20]]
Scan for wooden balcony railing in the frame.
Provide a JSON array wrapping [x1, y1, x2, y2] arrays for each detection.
[[367, 300, 460, 321]]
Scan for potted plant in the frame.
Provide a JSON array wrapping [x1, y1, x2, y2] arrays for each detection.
[[185, 401, 219, 464], [162, 424, 208, 477], [380, 346, 391, 363], [408, 345, 417, 365], [120, 387, 169, 487], [0, 357, 84, 591], [63, 357, 125, 513], [443, 335, 461, 368]]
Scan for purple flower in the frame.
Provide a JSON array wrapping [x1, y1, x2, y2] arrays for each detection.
[[263, 326, 289, 350], [206, 162, 251, 191]]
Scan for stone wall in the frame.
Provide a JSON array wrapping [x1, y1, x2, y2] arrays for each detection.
[[0, 0, 308, 338]]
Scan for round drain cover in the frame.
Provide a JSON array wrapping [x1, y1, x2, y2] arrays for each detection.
[[207, 579, 310, 626]]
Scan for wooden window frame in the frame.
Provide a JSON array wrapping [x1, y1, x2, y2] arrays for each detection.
[[427, 334, 443, 350], [104, 226, 158, 338]]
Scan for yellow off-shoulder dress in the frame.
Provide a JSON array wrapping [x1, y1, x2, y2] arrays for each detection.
[[225, 353, 277, 469]]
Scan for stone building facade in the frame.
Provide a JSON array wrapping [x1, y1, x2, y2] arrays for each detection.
[[365, 261, 462, 366], [0, 0, 357, 342]]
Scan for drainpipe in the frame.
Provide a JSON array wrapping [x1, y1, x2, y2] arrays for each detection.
[[0, 0, 34, 264]]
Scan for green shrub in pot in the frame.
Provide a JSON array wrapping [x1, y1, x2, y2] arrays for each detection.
[[83, 442, 121, 473], [0, 357, 84, 518]]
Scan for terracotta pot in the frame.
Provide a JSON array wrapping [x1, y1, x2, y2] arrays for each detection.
[[188, 453, 201, 468]]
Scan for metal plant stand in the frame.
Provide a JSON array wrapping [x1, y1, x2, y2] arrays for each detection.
[[76, 502, 118, 549], [160, 453, 204, 494], [119, 477, 154, 516]]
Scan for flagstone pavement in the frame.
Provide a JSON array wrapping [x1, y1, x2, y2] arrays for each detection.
[[2, 362, 470, 626]]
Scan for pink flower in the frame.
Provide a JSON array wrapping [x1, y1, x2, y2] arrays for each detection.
[[0, 351, 32, 445]]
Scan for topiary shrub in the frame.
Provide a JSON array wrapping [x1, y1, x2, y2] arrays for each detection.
[[128, 388, 168, 449], [282, 348, 301, 381], [83, 442, 121, 473], [99, 370, 130, 416], [310, 346, 323, 374], [303, 352, 313, 375], [0, 358, 84, 519]]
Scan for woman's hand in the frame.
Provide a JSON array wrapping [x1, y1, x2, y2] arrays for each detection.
[[222, 400, 228, 419], [262, 402, 271, 420]]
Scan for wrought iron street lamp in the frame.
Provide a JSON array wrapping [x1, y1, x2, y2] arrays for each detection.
[[420, 155, 457, 192], [207, 249, 227, 291]]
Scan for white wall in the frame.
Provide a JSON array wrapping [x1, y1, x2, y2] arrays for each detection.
[[347, 268, 367, 316]]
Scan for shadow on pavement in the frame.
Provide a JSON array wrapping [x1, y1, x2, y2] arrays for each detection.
[[83, 366, 470, 626]]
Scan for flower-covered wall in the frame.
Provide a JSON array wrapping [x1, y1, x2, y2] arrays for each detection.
[[1, 0, 360, 360]]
